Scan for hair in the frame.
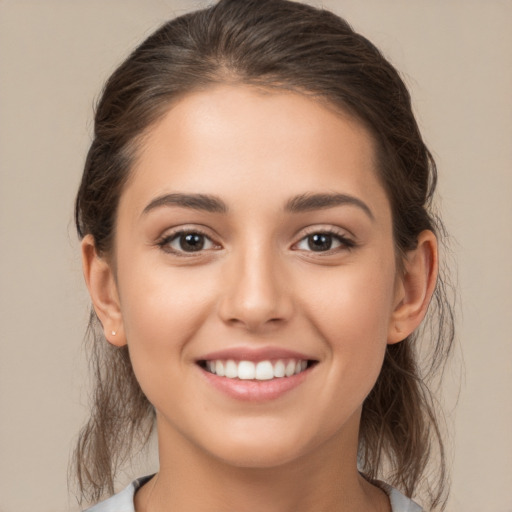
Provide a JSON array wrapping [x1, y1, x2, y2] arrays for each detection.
[[73, 0, 455, 509]]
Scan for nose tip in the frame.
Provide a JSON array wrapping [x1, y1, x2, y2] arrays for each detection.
[[217, 255, 293, 332]]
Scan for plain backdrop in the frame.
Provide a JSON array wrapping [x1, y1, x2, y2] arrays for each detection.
[[0, 1, 511, 511]]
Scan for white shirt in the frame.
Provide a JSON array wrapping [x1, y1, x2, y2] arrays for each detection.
[[84, 475, 423, 512]]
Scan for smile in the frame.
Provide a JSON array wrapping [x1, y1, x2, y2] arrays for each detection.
[[201, 359, 312, 380], [196, 348, 318, 401]]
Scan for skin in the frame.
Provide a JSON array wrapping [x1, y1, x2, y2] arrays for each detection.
[[82, 84, 437, 512]]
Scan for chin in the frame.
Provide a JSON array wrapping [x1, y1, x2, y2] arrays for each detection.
[[212, 442, 306, 470], [199, 422, 324, 470]]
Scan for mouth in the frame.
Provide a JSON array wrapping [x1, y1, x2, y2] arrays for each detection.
[[198, 358, 317, 381], [195, 347, 319, 401]]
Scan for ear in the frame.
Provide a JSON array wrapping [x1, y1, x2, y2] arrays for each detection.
[[388, 230, 438, 344], [81, 234, 126, 347]]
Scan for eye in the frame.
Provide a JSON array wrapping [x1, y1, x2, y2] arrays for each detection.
[[295, 231, 355, 252], [158, 230, 218, 254]]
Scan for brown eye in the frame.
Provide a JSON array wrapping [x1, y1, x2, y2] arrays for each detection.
[[307, 233, 334, 251], [159, 230, 217, 254], [295, 231, 355, 252], [178, 233, 206, 252]]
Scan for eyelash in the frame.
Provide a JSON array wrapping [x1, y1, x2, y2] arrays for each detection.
[[296, 227, 356, 253], [156, 228, 218, 257], [156, 227, 356, 256]]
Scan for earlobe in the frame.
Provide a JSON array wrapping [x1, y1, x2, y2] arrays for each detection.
[[81, 235, 127, 347], [388, 230, 438, 345]]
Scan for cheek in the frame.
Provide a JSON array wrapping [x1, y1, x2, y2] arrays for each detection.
[[301, 254, 397, 390], [120, 259, 215, 332], [116, 263, 218, 389]]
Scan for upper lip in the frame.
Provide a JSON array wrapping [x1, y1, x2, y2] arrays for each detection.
[[197, 346, 317, 363]]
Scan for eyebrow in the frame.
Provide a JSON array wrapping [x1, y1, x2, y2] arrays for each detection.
[[141, 191, 374, 220], [142, 193, 228, 215], [284, 192, 374, 220]]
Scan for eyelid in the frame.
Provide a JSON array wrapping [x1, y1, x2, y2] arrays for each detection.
[[155, 224, 356, 256], [156, 226, 221, 256], [292, 226, 356, 252]]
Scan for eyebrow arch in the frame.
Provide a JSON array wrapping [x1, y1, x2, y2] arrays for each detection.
[[284, 192, 374, 220], [141, 191, 374, 220], [142, 193, 228, 215]]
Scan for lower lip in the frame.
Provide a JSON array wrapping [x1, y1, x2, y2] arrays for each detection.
[[199, 366, 312, 402]]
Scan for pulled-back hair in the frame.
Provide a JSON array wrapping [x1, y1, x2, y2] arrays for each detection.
[[73, 0, 455, 509]]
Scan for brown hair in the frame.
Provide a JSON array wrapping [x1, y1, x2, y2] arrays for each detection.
[[73, 0, 455, 508]]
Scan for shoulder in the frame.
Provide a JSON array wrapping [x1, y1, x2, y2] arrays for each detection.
[[82, 476, 153, 512], [83, 475, 422, 512], [377, 481, 424, 512]]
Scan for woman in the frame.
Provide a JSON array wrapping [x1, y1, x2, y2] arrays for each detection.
[[73, 0, 454, 510]]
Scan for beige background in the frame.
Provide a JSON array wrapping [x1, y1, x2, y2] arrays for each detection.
[[0, 1, 511, 511]]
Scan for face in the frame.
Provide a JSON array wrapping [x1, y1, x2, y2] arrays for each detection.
[[106, 84, 403, 468]]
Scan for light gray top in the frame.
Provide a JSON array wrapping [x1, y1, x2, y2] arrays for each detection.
[[84, 475, 423, 512]]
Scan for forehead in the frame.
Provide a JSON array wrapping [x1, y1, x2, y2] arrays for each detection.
[[121, 84, 390, 222]]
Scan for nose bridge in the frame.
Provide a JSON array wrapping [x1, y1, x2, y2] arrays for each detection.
[[218, 234, 292, 330]]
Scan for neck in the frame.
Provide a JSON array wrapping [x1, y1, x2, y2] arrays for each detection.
[[135, 414, 390, 512]]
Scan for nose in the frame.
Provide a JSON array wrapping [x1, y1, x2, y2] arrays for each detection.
[[217, 244, 294, 332]]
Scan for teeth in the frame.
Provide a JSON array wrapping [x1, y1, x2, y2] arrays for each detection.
[[215, 360, 225, 377], [225, 359, 238, 378], [285, 360, 296, 377], [238, 361, 256, 380], [274, 360, 285, 378], [255, 361, 274, 380], [204, 359, 310, 380]]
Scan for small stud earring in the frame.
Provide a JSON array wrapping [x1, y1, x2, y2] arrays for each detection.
[[111, 331, 116, 336]]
